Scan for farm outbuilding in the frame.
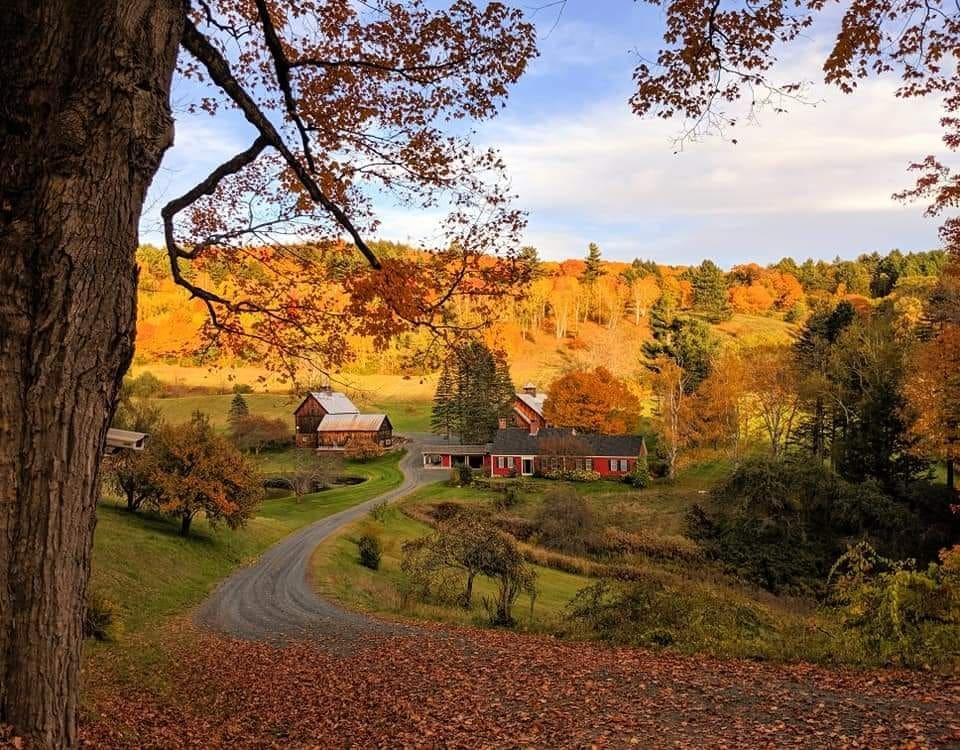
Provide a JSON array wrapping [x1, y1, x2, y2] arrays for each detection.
[[316, 413, 393, 451], [293, 386, 361, 448]]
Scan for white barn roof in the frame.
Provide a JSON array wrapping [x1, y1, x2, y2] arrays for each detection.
[[310, 390, 359, 414], [515, 392, 547, 417], [105, 427, 148, 452], [317, 413, 389, 432]]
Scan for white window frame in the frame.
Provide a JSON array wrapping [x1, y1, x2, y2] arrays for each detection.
[[496, 456, 506, 469], [520, 456, 535, 476], [609, 459, 617, 472]]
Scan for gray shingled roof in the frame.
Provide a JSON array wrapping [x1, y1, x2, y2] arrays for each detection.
[[490, 428, 644, 457], [310, 390, 359, 414], [421, 443, 491, 454]]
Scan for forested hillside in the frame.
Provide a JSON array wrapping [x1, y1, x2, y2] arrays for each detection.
[[132, 242, 946, 382]]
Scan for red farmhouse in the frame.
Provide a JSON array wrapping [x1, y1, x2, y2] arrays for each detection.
[[489, 428, 645, 478]]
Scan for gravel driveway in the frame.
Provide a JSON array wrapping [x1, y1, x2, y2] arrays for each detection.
[[195, 434, 438, 646]]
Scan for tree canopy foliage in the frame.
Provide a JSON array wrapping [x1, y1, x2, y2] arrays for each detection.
[[543, 367, 640, 435]]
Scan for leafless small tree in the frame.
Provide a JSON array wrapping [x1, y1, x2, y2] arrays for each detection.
[[288, 449, 342, 501]]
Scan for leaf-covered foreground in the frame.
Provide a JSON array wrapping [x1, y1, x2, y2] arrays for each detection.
[[81, 623, 959, 748]]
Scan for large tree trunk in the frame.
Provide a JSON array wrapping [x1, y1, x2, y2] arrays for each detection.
[[0, 3, 182, 747]]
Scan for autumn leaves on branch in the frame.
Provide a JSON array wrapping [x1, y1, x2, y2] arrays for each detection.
[[164, 1, 538, 375]]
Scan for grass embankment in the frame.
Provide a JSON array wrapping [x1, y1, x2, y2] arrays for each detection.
[[88, 452, 404, 640], [311, 469, 834, 663]]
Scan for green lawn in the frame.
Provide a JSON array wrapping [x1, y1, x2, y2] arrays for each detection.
[[90, 452, 404, 635], [359, 398, 431, 433], [151, 393, 295, 431]]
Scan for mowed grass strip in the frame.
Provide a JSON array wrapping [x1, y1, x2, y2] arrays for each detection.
[[90, 452, 404, 635]]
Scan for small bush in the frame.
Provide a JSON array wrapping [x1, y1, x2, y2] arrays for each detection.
[[563, 578, 773, 654], [85, 591, 123, 642], [828, 542, 960, 667], [447, 464, 473, 487], [625, 456, 652, 488], [493, 485, 520, 511], [543, 468, 601, 482], [358, 533, 383, 570], [535, 486, 600, 555], [126, 371, 164, 398], [368, 501, 389, 522], [344, 437, 385, 462], [232, 382, 253, 394], [784, 301, 808, 323]]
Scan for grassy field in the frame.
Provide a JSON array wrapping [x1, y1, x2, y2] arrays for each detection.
[[712, 313, 797, 344], [312, 490, 590, 632], [89, 452, 404, 637], [310, 470, 838, 663], [148, 392, 432, 434]]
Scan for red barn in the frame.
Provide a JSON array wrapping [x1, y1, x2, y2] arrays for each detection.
[[316, 413, 393, 451], [293, 387, 395, 452], [512, 382, 549, 434]]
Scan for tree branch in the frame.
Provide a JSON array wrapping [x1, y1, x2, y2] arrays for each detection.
[[181, 17, 381, 269], [252, 0, 317, 172]]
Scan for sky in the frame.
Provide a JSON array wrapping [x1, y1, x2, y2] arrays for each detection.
[[141, 2, 945, 267]]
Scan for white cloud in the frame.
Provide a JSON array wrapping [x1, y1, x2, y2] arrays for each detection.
[[140, 113, 250, 243], [482, 58, 947, 262]]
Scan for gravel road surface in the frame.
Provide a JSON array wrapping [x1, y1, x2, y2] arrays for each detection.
[[195, 434, 438, 646]]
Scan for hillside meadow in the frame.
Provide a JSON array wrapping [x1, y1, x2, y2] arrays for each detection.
[[85, 452, 405, 684], [310, 471, 847, 665]]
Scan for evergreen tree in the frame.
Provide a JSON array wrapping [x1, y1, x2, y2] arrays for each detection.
[[519, 245, 545, 279], [228, 392, 249, 427], [580, 242, 606, 322], [581, 242, 605, 285], [430, 359, 456, 439], [643, 315, 718, 389], [689, 259, 731, 321], [432, 340, 515, 443]]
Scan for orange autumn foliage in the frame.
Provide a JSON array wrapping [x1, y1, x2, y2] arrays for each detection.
[[543, 367, 640, 435], [904, 326, 960, 473]]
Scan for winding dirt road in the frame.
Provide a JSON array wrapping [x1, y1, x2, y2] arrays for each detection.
[[195, 434, 434, 646]]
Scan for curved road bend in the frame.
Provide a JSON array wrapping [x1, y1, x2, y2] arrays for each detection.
[[196, 434, 437, 647]]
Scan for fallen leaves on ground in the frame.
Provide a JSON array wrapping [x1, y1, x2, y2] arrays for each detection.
[[81, 622, 960, 749]]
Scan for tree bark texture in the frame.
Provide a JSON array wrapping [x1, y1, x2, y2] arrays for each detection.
[[0, 2, 182, 746]]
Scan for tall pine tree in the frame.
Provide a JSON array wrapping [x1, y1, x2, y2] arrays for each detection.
[[430, 360, 456, 439], [581, 242, 606, 323], [689, 259, 731, 322], [228, 393, 249, 428], [431, 340, 515, 443]]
